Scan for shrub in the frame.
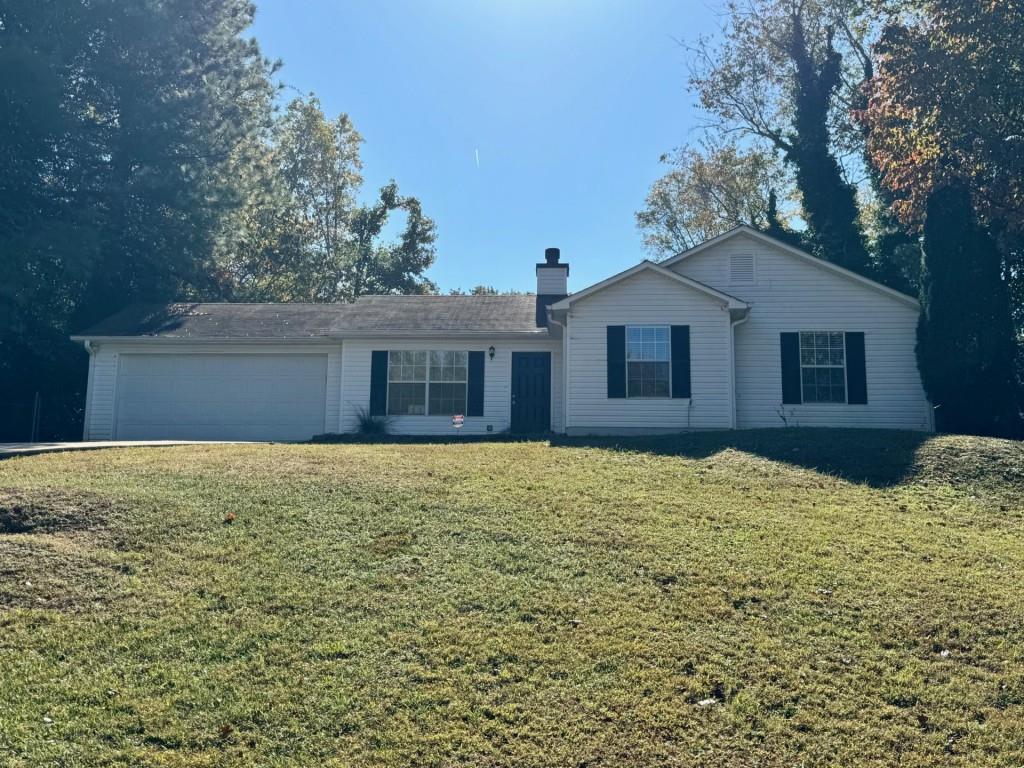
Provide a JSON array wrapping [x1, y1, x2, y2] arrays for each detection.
[[354, 406, 390, 436]]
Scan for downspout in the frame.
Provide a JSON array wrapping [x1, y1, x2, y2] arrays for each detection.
[[563, 313, 570, 435], [546, 309, 569, 435], [729, 311, 750, 430]]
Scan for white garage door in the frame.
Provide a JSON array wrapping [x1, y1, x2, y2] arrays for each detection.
[[114, 354, 328, 441]]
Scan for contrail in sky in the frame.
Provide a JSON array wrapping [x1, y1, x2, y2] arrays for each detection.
[[475, 148, 480, 169]]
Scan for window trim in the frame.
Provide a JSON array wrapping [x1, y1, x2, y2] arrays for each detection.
[[625, 324, 672, 399], [797, 331, 849, 405], [386, 350, 469, 417]]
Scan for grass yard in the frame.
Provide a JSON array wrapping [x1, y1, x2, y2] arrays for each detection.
[[1, 429, 1023, 767]]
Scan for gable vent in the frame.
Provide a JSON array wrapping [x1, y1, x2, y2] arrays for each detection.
[[729, 253, 755, 285]]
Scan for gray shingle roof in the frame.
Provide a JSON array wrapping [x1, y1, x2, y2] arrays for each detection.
[[72, 303, 348, 339], [72, 295, 547, 339], [338, 295, 543, 334]]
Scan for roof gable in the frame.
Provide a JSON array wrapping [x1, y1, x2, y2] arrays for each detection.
[[661, 225, 919, 309], [549, 261, 747, 312]]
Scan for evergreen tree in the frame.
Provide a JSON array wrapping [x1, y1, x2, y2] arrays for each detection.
[[0, 0, 277, 438], [917, 184, 1021, 438], [763, 189, 806, 250]]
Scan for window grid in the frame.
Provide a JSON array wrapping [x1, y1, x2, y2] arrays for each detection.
[[799, 332, 847, 404], [387, 350, 468, 416], [626, 326, 671, 398]]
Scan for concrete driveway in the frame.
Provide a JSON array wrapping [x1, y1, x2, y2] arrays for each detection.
[[0, 440, 250, 459]]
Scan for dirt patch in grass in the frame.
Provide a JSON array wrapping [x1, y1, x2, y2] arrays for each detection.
[[369, 529, 415, 556], [0, 486, 118, 534], [0, 487, 128, 610]]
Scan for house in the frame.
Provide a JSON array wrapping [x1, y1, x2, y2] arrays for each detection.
[[72, 226, 934, 440]]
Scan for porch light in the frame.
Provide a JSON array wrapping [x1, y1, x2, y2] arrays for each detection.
[[488, 346, 495, 360]]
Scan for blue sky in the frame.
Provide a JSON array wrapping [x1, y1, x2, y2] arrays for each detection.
[[251, 1, 721, 293]]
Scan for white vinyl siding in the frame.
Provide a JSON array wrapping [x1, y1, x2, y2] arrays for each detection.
[[536, 267, 568, 295], [82, 343, 342, 441], [670, 232, 932, 430], [564, 268, 732, 434], [341, 338, 562, 435], [82, 346, 120, 440]]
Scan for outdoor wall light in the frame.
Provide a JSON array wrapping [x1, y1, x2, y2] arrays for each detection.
[[488, 346, 495, 360]]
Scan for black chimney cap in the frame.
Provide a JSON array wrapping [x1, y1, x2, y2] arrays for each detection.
[[544, 247, 561, 264]]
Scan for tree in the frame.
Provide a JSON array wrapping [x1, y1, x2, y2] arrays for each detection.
[[859, 0, 1024, 326], [342, 182, 438, 300], [764, 189, 806, 249], [916, 183, 1021, 437], [216, 96, 438, 301], [689, 0, 873, 274], [448, 286, 526, 295], [636, 143, 793, 257], [0, 0, 277, 438], [857, 191, 920, 294]]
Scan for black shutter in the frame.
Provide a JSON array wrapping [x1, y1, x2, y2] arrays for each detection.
[[467, 351, 485, 416], [671, 325, 691, 398], [845, 332, 867, 404], [780, 333, 802, 405], [607, 326, 626, 398], [370, 350, 388, 416]]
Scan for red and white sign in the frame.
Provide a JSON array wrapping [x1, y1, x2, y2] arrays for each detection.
[[451, 414, 464, 429]]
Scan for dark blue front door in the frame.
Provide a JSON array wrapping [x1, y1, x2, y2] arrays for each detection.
[[511, 352, 551, 433]]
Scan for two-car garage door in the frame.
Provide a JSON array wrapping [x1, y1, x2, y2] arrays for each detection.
[[113, 354, 328, 441]]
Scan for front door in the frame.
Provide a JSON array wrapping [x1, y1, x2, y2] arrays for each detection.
[[511, 352, 551, 433]]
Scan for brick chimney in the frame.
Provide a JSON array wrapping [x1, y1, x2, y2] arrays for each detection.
[[535, 247, 568, 327]]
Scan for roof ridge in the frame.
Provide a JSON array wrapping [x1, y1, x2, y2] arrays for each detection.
[[164, 302, 351, 307]]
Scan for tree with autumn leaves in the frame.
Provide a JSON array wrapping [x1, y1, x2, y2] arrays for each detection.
[[643, 0, 1021, 436], [860, 0, 1023, 436]]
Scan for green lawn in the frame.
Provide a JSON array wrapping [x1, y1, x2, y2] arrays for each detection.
[[1, 430, 1023, 767]]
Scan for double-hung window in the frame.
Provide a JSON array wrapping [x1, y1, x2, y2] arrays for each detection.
[[799, 332, 846, 403], [427, 351, 468, 415], [387, 350, 468, 416], [626, 326, 671, 398]]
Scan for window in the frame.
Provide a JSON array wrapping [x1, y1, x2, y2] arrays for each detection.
[[799, 332, 846, 403], [387, 351, 427, 415], [428, 351, 468, 415], [729, 253, 755, 285], [387, 350, 467, 416], [627, 326, 670, 397]]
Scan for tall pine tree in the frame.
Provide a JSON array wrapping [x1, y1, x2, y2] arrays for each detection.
[[917, 183, 1021, 438], [0, 0, 277, 438]]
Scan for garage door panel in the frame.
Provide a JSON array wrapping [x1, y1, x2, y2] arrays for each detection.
[[114, 354, 328, 441]]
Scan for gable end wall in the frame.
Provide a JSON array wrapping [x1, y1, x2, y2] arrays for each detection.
[[669, 234, 932, 431], [564, 269, 733, 433]]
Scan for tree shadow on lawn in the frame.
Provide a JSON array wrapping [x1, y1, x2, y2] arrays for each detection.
[[549, 428, 932, 489], [311, 428, 1022, 491]]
